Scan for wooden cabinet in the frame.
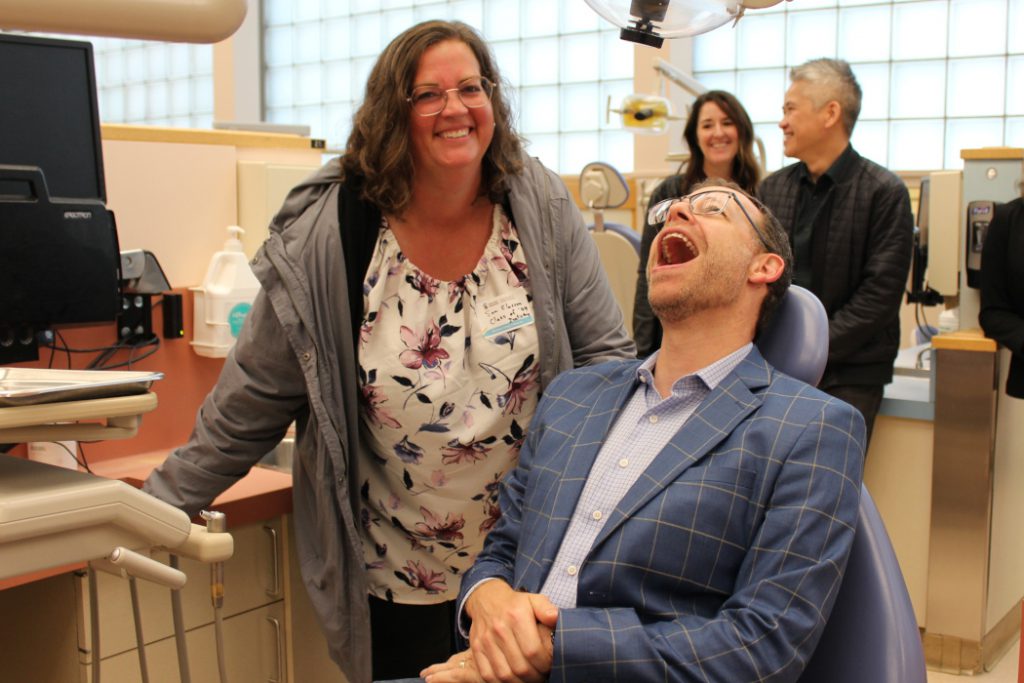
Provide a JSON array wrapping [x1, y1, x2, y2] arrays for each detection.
[[77, 518, 286, 664], [0, 572, 81, 683], [76, 517, 288, 680], [91, 601, 289, 683], [0, 514, 346, 682]]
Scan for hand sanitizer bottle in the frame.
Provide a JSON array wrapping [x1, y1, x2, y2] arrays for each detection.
[[190, 226, 262, 358]]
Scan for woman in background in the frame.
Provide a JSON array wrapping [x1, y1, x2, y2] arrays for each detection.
[[144, 20, 633, 683], [632, 90, 761, 357], [980, 194, 1024, 399]]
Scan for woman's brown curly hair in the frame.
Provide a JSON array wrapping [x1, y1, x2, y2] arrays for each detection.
[[340, 20, 524, 216]]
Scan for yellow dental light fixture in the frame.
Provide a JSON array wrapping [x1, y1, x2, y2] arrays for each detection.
[[618, 58, 768, 171], [607, 93, 683, 135]]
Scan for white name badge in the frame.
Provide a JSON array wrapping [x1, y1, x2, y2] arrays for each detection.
[[479, 291, 534, 338]]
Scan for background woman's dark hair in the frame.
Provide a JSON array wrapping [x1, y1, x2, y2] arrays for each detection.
[[340, 20, 524, 216], [679, 90, 760, 194]]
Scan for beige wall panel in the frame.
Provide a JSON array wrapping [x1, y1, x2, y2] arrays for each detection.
[[986, 347, 1024, 631], [102, 139, 238, 288], [237, 161, 322, 258], [865, 414, 934, 627]]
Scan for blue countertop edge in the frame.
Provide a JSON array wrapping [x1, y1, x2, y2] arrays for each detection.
[[880, 394, 934, 421], [880, 371, 934, 422]]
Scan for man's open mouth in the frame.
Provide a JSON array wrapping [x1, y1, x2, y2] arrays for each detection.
[[660, 233, 698, 265]]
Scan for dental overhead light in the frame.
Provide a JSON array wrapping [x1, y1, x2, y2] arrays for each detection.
[[606, 58, 699, 135], [607, 93, 683, 134], [611, 58, 769, 171], [584, 0, 786, 48]]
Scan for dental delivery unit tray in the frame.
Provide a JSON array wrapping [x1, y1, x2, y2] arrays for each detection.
[[0, 368, 164, 407]]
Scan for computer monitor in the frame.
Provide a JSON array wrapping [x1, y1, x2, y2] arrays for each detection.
[[0, 34, 120, 363], [0, 34, 106, 203], [917, 177, 929, 249], [907, 177, 942, 306]]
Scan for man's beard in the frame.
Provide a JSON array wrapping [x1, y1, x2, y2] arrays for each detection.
[[648, 253, 748, 325]]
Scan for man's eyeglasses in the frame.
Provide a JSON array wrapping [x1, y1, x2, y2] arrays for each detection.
[[407, 76, 496, 117], [647, 190, 774, 252]]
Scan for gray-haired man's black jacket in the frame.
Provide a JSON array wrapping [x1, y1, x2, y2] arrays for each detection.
[[759, 146, 913, 389]]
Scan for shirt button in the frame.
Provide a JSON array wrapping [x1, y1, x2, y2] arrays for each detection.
[[618, 458, 629, 468], [566, 565, 578, 576], [591, 510, 602, 521], [302, 352, 311, 362], [648, 415, 659, 424]]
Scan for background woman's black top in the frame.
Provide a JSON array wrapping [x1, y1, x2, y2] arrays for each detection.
[[980, 196, 1024, 398]]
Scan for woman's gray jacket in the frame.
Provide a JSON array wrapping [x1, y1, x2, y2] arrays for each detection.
[[142, 153, 635, 683]]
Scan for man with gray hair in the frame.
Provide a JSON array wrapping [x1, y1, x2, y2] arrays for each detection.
[[759, 57, 913, 444]]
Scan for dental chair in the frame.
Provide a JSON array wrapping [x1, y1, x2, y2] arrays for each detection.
[[757, 286, 928, 683], [578, 161, 641, 337], [377, 286, 927, 683], [591, 221, 641, 254], [587, 221, 641, 337]]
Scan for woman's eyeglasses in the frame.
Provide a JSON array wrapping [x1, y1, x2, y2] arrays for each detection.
[[407, 76, 495, 117]]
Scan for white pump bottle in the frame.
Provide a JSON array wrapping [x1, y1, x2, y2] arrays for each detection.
[[190, 226, 262, 358]]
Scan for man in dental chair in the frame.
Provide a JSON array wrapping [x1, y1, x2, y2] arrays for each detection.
[[403, 181, 865, 683]]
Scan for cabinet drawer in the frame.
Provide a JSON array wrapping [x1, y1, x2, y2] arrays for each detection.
[[78, 517, 284, 659], [0, 574, 80, 683], [85, 600, 287, 683]]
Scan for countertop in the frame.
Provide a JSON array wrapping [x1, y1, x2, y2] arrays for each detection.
[[90, 450, 293, 527], [880, 330, 999, 422], [930, 328, 998, 353], [881, 344, 934, 421]]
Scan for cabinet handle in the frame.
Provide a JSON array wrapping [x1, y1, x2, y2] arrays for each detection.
[[263, 525, 281, 597], [266, 616, 285, 683]]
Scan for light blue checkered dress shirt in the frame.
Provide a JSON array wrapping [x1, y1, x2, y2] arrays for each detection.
[[538, 343, 753, 608]]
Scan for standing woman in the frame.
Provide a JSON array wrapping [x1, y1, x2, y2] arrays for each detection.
[[980, 195, 1024, 398], [143, 20, 634, 683], [632, 90, 761, 356]]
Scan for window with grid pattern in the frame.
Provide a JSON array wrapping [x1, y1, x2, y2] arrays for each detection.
[[262, 0, 635, 173], [4, 33, 214, 128], [693, 0, 1024, 172], [91, 38, 214, 128]]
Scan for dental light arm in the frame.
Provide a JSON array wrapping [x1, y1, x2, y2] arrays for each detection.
[[0, 0, 247, 43], [654, 58, 709, 98], [652, 58, 768, 172]]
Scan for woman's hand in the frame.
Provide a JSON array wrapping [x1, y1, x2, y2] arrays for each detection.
[[421, 650, 485, 683]]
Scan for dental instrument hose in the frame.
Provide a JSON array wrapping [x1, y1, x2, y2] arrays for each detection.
[[89, 569, 101, 683], [201, 510, 230, 683], [169, 554, 192, 683], [129, 577, 151, 683]]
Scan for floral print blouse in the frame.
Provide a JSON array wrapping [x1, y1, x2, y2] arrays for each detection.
[[358, 205, 540, 604]]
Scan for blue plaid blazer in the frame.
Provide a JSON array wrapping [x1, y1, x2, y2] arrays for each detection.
[[460, 348, 865, 683]]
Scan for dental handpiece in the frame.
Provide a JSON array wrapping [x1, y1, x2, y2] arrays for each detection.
[[200, 510, 227, 608]]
